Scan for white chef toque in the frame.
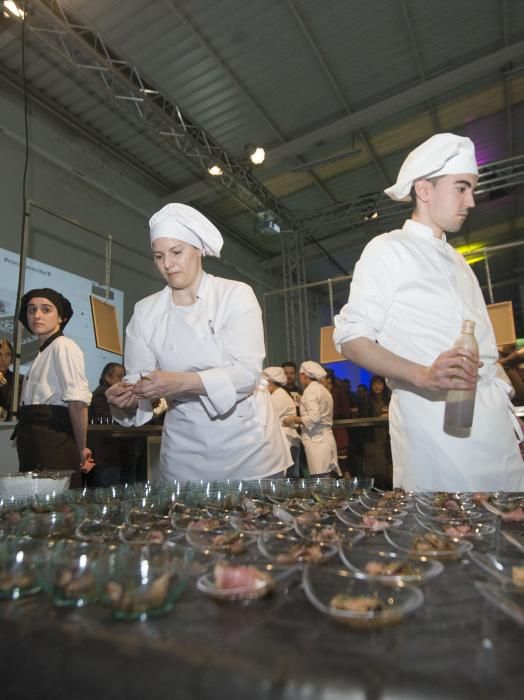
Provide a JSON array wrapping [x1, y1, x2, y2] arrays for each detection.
[[262, 367, 288, 385], [149, 203, 224, 257], [300, 361, 327, 380], [384, 133, 478, 202]]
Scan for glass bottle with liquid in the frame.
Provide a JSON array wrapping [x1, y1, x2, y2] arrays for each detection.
[[443, 320, 478, 437]]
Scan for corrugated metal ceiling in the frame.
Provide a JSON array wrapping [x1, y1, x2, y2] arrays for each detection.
[[0, 0, 523, 282]]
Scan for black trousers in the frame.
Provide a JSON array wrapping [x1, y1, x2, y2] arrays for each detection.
[[15, 405, 82, 488]]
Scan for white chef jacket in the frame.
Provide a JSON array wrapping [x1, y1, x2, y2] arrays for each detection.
[[21, 336, 91, 406], [269, 385, 301, 448], [113, 272, 292, 482], [299, 380, 340, 476], [334, 219, 524, 491]]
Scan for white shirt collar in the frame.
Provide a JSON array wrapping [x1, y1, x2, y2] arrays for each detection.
[[403, 219, 447, 244]]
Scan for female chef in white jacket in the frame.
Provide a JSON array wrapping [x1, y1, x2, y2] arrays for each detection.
[[284, 361, 340, 477], [107, 203, 291, 482], [262, 366, 301, 477]]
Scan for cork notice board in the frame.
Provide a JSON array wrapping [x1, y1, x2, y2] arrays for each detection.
[[487, 300, 516, 347], [90, 296, 122, 355], [320, 325, 345, 363]]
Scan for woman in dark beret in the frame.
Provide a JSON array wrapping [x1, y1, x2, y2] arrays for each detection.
[[16, 288, 94, 487]]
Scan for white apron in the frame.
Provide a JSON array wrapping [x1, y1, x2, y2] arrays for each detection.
[[269, 385, 301, 449], [390, 367, 524, 491], [300, 381, 340, 476], [119, 280, 291, 482]]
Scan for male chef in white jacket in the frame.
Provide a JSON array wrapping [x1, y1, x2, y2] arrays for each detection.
[[333, 133, 524, 491]]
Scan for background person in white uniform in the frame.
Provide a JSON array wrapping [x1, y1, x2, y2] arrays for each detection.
[[262, 366, 301, 477], [284, 361, 340, 477], [16, 288, 94, 488], [107, 203, 291, 482], [334, 133, 524, 492]]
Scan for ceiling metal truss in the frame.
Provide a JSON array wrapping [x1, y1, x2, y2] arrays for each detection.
[[292, 153, 524, 235], [27, 0, 298, 227]]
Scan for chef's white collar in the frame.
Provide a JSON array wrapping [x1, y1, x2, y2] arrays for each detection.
[[195, 271, 209, 300], [163, 271, 210, 303], [403, 219, 447, 244]]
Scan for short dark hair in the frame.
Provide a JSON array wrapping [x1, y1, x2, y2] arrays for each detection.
[[281, 361, 297, 370], [0, 338, 14, 356], [410, 175, 445, 210]]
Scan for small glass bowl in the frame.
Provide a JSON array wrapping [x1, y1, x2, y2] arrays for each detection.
[[481, 495, 524, 523], [302, 565, 424, 628], [360, 491, 413, 512], [257, 532, 338, 565], [261, 478, 314, 504], [384, 527, 473, 560], [335, 507, 402, 533], [347, 501, 408, 520], [103, 544, 193, 621], [185, 525, 255, 556], [414, 514, 496, 540], [122, 496, 176, 529], [415, 491, 474, 509], [75, 518, 121, 544], [39, 540, 104, 607], [346, 476, 374, 496], [293, 519, 365, 547], [14, 510, 80, 542], [469, 551, 524, 590], [196, 561, 297, 602], [230, 512, 293, 535], [338, 545, 444, 584], [475, 580, 524, 627], [309, 479, 356, 508], [0, 538, 45, 599], [415, 499, 482, 520], [119, 523, 182, 547], [172, 513, 231, 532]]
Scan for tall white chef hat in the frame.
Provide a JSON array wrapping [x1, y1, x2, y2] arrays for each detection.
[[384, 133, 478, 202], [149, 203, 224, 257], [300, 361, 327, 380], [263, 367, 287, 385]]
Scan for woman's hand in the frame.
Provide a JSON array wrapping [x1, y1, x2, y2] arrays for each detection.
[[283, 415, 299, 428], [105, 381, 139, 409], [80, 447, 95, 473], [132, 371, 204, 401]]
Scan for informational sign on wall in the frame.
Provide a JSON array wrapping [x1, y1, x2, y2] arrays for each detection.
[[0, 246, 124, 389]]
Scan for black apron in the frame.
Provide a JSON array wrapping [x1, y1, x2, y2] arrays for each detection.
[[14, 332, 82, 488]]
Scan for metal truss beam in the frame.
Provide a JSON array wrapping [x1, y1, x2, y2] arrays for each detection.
[[27, 0, 298, 227], [281, 230, 311, 362], [294, 154, 524, 234]]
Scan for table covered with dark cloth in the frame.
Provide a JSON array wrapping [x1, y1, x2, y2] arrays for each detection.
[[1, 523, 523, 700]]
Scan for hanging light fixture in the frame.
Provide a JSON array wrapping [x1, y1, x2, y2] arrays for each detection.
[[207, 164, 223, 176], [3, 1, 26, 19], [245, 144, 266, 166]]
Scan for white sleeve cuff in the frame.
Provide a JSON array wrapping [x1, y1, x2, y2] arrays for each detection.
[[111, 399, 153, 427], [198, 368, 237, 417], [333, 317, 377, 352]]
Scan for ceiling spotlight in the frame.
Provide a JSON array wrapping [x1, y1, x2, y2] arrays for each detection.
[[3, 1, 26, 19], [207, 164, 223, 176], [246, 144, 266, 165]]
